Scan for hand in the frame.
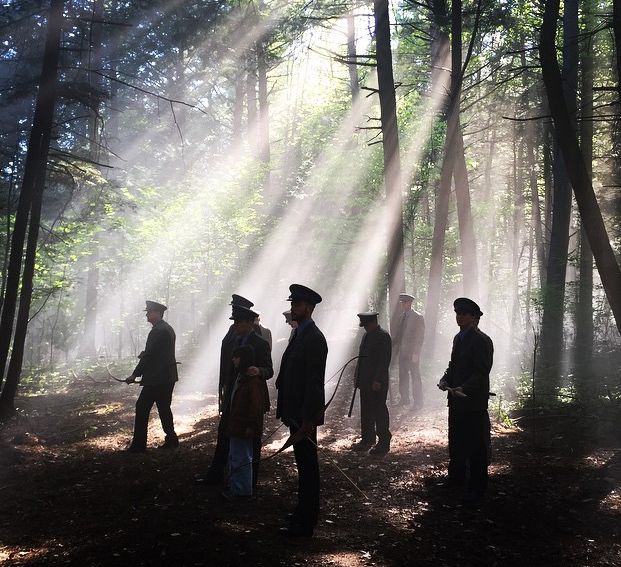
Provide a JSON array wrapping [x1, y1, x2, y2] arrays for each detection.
[[246, 366, 260, 377], [125, 375, 136, 384], [372, 381, 382, 392], [438, 378, 448, 391], [449, 386, 467, 398]]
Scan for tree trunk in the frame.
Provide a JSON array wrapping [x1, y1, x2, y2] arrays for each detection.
[[424, 0, 461, 356], [574, 0, 595, 392], [613, 0, 621, 104], [453, 122, 478, 296], [79, 0, 105, 358], [346, 10, 360, 102], [0, 0, 64, 393], [537, 0, 578, 393], [0, 0, 63, 412], [540, 0, 621, 338], [374, 0, 406, 333]]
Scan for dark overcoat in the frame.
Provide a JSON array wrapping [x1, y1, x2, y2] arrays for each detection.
[[443, 327, 493, 411], [355, 326, 392, 391], [133, 319, 178, 386], [220, 331, 273, 413], [276, 320, 328, 426]]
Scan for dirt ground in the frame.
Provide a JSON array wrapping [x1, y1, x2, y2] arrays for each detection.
[[0, 374, 620, 567]]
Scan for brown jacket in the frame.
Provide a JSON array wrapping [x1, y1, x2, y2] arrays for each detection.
[[228, 373, 265, 439]]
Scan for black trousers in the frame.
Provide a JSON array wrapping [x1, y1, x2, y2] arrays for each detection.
[[398, 356, 422, 406], [360, 388, 391, 446], [290, 425, 320, 529], [448, 407, 490, 494], [131, 383, 176, 448], [206, 409, 262, 486]]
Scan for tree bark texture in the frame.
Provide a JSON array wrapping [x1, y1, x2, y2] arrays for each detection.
[[575, 1, 594, 386], [0, 0, 64, 391], [537, 0, 578, 390], [374, 0, 406, 333], [0, 0, 64, 405]]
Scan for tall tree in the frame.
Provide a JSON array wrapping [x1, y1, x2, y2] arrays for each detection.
[[0, 0, 64, 409], [537, 0, 578, 392], [374, 0, 406, 330]]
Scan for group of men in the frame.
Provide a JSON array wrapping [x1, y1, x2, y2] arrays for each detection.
[[124, 286, 494, 537]]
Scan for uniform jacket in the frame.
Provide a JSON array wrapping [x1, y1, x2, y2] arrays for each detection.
[[442, 326, 493, 411], [393, 309, 425, 359], [220, 331, 273, 414], [276, 320, 328, 427], [133, 319, 178, 386], [228, 374, 265, 439], [354, 326, 392, 391]]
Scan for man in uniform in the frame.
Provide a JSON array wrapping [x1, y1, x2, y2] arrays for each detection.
[[126, 301, 179, 452], [393, 292, 425, 408], [276, 284, 328, 538], [351, 312, 392, 456], [200, 295, 273, 486], [438, 297, 493, 505]]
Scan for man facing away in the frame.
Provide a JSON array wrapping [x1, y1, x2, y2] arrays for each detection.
[[126, 300, 179, 452], [276, 284, 328, 538], [393, 293, 425, 408], [438, 297, 494, 505], [351, 311, 392, 456]]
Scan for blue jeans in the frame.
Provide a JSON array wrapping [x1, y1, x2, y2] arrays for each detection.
[[228, 436, 254, 496]]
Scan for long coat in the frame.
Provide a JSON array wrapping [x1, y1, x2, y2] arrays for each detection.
[[393, 309, 425, 360], [276, 320, 328, 427], [133, 319, 178, 386], [220, 331, 273, 413], [354, 326, 392, 392], [228, 374, 265, 439], [442, 327, 494, 411]]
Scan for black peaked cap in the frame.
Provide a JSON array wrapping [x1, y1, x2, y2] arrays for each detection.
[[287, 284, 322, 306]]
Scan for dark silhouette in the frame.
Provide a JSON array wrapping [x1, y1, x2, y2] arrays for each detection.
[[276, 284, 328, 538], [126, 301, 179, 452]]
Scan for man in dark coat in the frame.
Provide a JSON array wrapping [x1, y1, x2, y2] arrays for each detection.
[[126, 301, 179, 452], [393, 293, 425, 408], [438, 297, 494, 504], [351, 312, 392, 456], [276, 284, 328, 538], [200, 295, 273, 486]]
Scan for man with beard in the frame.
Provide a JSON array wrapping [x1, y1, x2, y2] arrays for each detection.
[[276, 284, 328, 538]]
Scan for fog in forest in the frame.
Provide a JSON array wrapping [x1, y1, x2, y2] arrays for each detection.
[[1, 0, 620, 414]]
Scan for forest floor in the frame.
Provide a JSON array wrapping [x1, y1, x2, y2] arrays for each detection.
[[0, 371, 620, 567]]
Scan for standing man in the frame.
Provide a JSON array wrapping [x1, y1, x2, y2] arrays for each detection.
[[126, 301, 179, 452], [276, 284, 328, 538], [200, 295, 273, 486], [393, 292, 425, 408], [438, 297, 493, 505], [351, 312, 392, 456]]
